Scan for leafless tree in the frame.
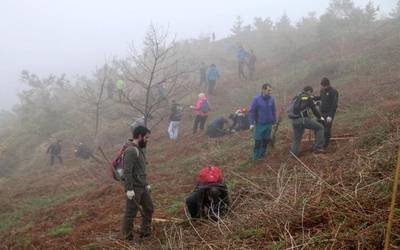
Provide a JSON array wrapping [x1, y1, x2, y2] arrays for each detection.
[[118, 24, 194, 127]]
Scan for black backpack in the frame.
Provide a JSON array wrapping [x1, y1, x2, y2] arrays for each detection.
[[286, 94, 309, 119]]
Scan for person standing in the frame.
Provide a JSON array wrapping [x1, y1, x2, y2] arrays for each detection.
[[288, 86, 325, 156], [168, 100, 183, 140], [116, 79, 125, 102], [46, 139, 63, 166], [121, 126, 153, 241], [191, 93, 211, 134], [206, 64, 220, 95], [248, 83, 277, 160], [247, 50, 257, 80], [315, 77, 338, 149], [237, 45, 249, 80]]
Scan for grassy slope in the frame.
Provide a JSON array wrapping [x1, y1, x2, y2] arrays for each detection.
[[1, 22, 400, 249]]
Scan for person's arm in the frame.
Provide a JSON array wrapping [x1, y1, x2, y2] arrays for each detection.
[[271, 97, 277, 124], [329, 90, 339, 118], [248, 97, 257, 125]]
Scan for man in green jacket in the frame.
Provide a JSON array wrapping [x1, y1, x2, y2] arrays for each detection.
[[121, 126, 153, 241]]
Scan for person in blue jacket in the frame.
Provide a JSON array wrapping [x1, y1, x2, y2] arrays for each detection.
[[248, 83, 277, 160], [206, 64, 220, 95]]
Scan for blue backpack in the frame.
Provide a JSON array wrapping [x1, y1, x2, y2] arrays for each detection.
[[200, 100, 209, 113]]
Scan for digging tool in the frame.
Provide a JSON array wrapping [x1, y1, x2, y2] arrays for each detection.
[[270, 117, 282, 148]]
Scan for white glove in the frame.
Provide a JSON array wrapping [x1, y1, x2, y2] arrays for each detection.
[[190, 105, 194, 109], [146, 185, 151, 192], [126, 190, 135, 200], [320, 117, 325, 121], [326, 116, 332, 123], [249, 125, 255, 130]]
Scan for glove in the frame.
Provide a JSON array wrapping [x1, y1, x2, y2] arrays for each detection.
[[249, 125, 255, 130], [146, 185, 151, 192], [326, 116, 332, 123], [320, 117, 325, 121], [189, 105, 194, 109], [126, 190, 135, 200]]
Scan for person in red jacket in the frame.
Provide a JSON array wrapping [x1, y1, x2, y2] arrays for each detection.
[[190, 93, 211, 134]]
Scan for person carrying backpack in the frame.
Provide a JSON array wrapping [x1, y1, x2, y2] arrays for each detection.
[[314, 77, 339, 149], [206, 64, 220, 95], [191, 93, 211, 134], [248, 83, 277, 160], [186, 166, 230, 221], [121, 126, 153, 241], [287, 86, 325, 156], [168, 100, 183, 140]]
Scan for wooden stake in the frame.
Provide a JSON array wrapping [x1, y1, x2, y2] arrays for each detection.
[[384, 148, 400, 250]]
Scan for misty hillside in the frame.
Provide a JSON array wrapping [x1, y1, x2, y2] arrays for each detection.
[[1, 1, 400, 249]]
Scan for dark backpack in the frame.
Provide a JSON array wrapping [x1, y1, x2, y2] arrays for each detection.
[[286, 95, 304, 119], [200, 100, 209, 113], [110, 143, 139, 181]]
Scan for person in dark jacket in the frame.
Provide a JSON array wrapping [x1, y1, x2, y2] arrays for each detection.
[[168, 100, 183, 140], [206, 116, 229, 138], [121, 126, 153, 241], [46, 139, 63, 166], [248, 83, 277, 160], [314, 77, 338, 149], [186, 183, 230, 221], [229, 108, 250, 132], [289, 86, 325, 156]]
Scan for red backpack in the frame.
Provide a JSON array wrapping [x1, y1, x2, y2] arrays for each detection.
[[110, 142, 139, 181], [197, 166, 223, 185]]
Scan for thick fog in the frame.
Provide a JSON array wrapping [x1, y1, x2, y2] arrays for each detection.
[[0, 0, 392, 110]]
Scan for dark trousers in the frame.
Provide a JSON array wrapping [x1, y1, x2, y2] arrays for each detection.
[[186, 190, 203, 218], [207, 80, 216, 94], [122, 188, 154, 239], [50, 154, 63, 166], [322, 115, 333, 148], [193, 115, 208, 134]]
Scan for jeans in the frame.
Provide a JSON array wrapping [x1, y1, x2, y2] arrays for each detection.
[[168, 121, 180, 140], [193, 115, 208, 134], [290, 118, 325, 156], [122, 187, 154, 240], [207, 80, 216, 94], [253, 123, 272, 160]]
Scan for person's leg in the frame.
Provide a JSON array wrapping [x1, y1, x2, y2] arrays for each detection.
[[58, 155, 63, 164], [50, 155, 55, 166], [290, 119, 305, 156], [140, 189, 154, 236], [121, 193, 140, 240], [303, 119, 325, 150], [324, 119, 333, 148], [168, 122, 174, 139], [260, 124, 272, 158], [193, 115, 201, 134], [174, 121, 180, 140], [208, 80, 215, 94], [199, 116, 207, 131], [253, 124, 266, 160]]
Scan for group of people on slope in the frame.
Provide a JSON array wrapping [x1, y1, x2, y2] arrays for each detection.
[[118, 76, 338, 242], [237, 45, 257, 81]]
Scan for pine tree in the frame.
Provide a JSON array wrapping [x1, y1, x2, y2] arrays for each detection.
[[390, 0, 400, 19], [364, 1, 377, 22], [231, 16, 244, 36]]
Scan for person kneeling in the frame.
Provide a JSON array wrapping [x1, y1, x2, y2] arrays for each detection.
[[186, 166, 230, 221], [206, 116, 230, 138]]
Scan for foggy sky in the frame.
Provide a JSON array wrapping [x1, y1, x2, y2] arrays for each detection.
[[0, 0, 394, 110]]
